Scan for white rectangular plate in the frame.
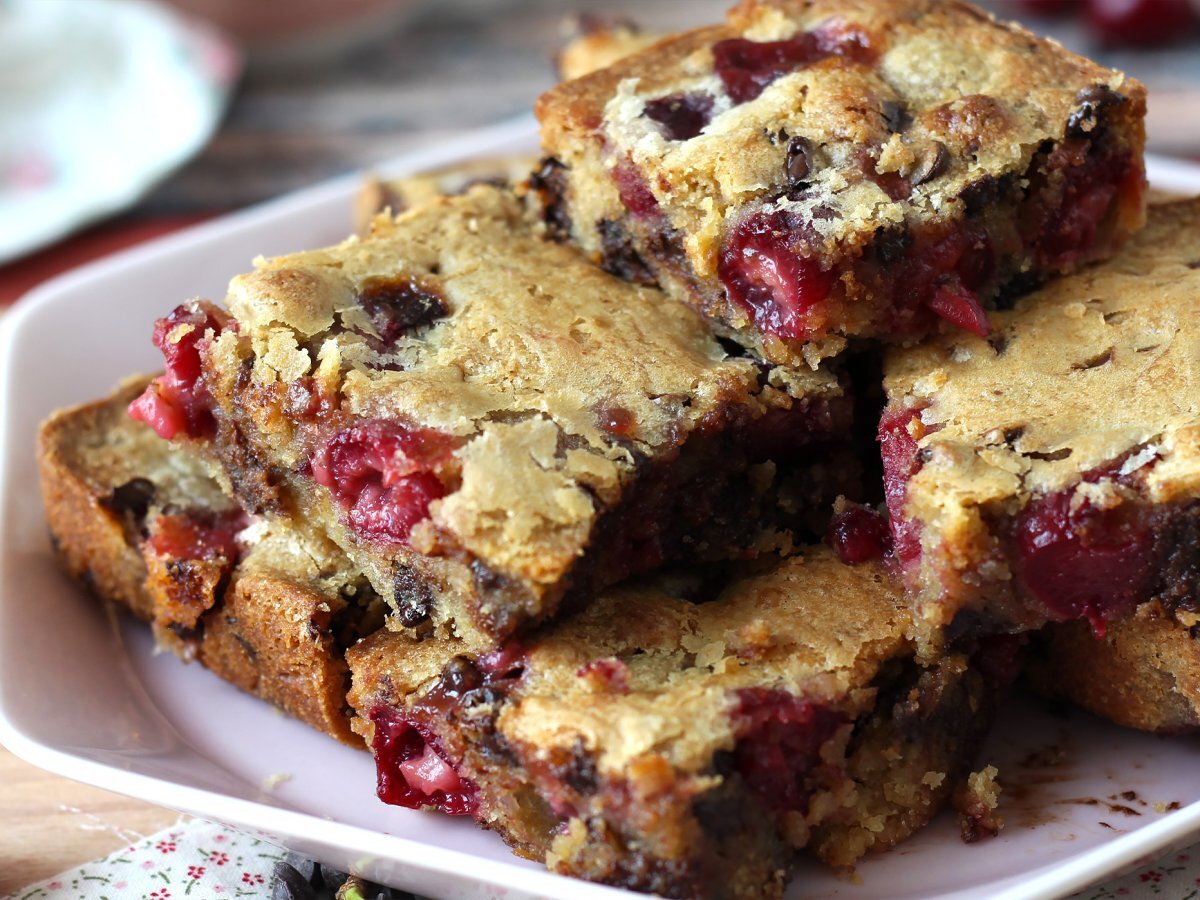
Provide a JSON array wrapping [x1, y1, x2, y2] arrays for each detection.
[[2, 116, 1199, 900]]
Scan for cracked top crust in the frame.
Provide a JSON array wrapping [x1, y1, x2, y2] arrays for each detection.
[[350, 547, 911, 777], [885, 199, 1200, 514], [209, 185, 838, 594], [537, 0, 1143, 279], [353, 156, 538, 234]]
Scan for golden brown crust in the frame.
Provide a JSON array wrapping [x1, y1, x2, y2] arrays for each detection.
[[198, 574, 360, 744], [1029, 612, 1200, 735], [37, 383, 376, 746], [353, 156, 539, 235], [888, 199, 1200, 502]]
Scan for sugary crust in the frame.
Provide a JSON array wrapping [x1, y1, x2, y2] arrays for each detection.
[[888, 199, 1200, 504], [496, 551, 909, 776], [1029, 611, 1200, 735], [543, 0, 1142, 248], [37, 383, 375, 745], [203, 185, 844, 640], [349, 549, 910, 774], [536, 0, 1146, 364], [353, 156, 538, 234]]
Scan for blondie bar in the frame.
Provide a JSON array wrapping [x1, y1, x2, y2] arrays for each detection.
[[878, 199, 1200, 650], [1028, 613, 1200, 735], [535, 0, 1147, 366], [130, 186, 855, 645], [348, 547, 1003, 898], [40, 380, 384, 744]]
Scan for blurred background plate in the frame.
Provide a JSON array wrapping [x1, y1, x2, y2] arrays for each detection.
[[0, 0, 240, 264]]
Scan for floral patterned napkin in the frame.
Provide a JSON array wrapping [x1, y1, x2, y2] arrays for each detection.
[[8, 817, 1199, 900], [9, 821, 286, 900]]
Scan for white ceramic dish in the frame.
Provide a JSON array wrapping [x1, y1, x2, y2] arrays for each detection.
[[1, 117, 1199, 900]]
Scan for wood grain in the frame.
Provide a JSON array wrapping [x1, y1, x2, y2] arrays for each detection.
[[0, 745, 179, 896]]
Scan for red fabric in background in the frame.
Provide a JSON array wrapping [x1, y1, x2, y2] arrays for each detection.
[[0, 214, 214, 309]]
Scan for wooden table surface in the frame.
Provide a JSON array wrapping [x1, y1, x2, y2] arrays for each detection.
[[0, 745, 180, 895], [1, 0, 1197, 895]]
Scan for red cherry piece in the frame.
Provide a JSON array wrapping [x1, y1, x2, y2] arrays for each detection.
[[643, 91, 714, 141], [927, 277, 990, 337], [713, 23, 876, 104], [347, 473, 446, 546], [128, 385, 188, 441], [1087, 0, 1198, 46], [719, 211, 835, 342], [128, 302, 226, 439], [1036, 176, 1119, 270], [611, 158, 660, 219], [827, 504, 892, 564], [1015, 462, 1156, 632], [369, 706, 478, 816], [878, 405, 927, 565], [146, 509, 246, 562], [731, 688, 843, 813], [313, 420, 457, 545]]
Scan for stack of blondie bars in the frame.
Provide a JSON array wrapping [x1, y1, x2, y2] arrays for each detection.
[[37, 1, 1200, 896]]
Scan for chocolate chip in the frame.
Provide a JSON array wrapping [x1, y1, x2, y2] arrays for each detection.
[[871, 227, 911, 266], [911, 141, 949, 185], [528, 157, 570, 241], [881, 99, 912, 133], [358, 275, 447, 344], [441, 656, 484, 697], [271, 862, 316, 900], [102, 477, 157, 526], [552, 738, 598, 794], [960, 172, 1016, 216], [1002, 426, 1024, 446], [1066, 84, 1125, 138], [785, 135, 814, 184], [393, 566, 432, 628], [597, 219, 656, 285]]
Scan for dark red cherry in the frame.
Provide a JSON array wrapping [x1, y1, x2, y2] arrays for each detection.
[[1087, 0, 1199, 46], [718, 210, 835, 342], [643, 92, 714, 141]]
